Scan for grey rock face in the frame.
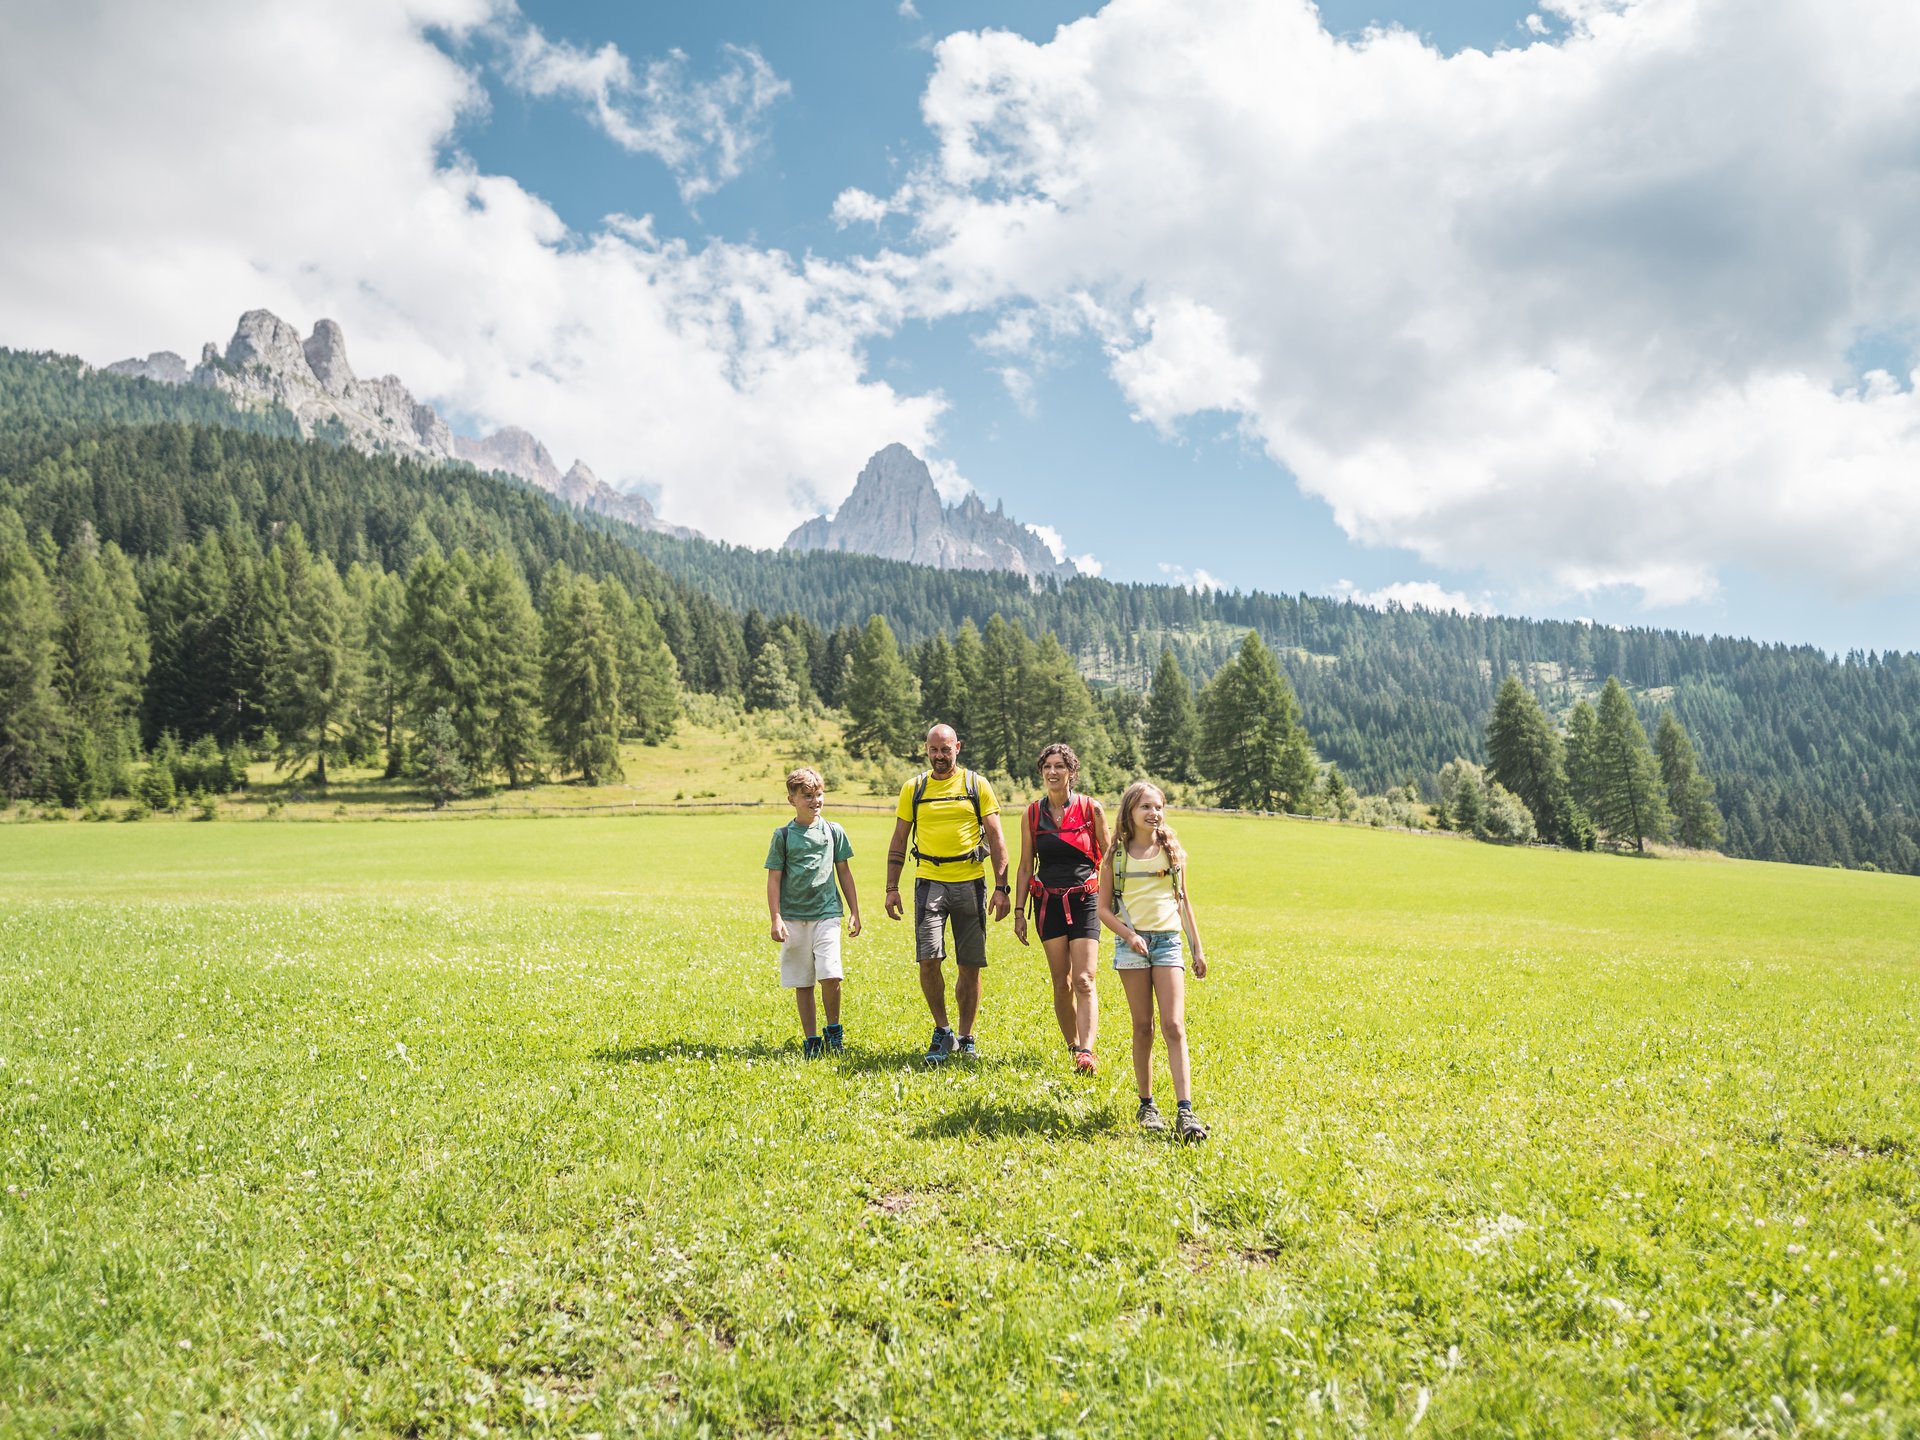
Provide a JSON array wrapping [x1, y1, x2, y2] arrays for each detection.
[[189, 309, 457, 461], [784, 443, 1077, 579], [147, 308, 695, 538], [103, 351, 191, 385]]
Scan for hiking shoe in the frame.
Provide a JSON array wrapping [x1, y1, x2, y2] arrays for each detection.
[[924, 1027, 955, 1065], [803, 1035, 824, 1060], [957, 1034, 979, 1060], [1136, 1099, 1167, 1131], [1174, 1107, 1209, 1143], [1071, 1048, 1097, 1075], [822, 1023, 844, 1053]]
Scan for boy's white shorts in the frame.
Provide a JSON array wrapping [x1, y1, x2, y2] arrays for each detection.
[[779, 918, 844, 988]]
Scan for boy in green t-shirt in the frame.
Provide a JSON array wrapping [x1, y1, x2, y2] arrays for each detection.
[[765, 767, 861, 1058]]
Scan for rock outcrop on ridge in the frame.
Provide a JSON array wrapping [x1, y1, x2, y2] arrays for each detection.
[[108, 310, 694, 538], [784, 443, 1077, 580]]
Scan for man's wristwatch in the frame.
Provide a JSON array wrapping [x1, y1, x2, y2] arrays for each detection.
[[993, 883, 1010, 894]]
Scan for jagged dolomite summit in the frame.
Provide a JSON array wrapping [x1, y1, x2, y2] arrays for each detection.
[[106, 310, 693, 538], [784, 443, 1077, 580]]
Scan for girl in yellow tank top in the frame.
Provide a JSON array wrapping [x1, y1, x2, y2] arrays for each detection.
[[1096, 781, 1210, 1141]]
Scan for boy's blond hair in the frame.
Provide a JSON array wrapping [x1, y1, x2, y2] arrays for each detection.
[[785, 766, 825, 796]]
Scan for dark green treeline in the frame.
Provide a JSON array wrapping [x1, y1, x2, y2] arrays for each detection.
[[2, 348, 1914, 872]]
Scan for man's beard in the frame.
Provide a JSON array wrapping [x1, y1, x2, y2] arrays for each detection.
[[929, 757, 954, 775]]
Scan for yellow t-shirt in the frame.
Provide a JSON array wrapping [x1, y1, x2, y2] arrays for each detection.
[[896, 768, 1000, 883], [1115, 846, 1182, 933]]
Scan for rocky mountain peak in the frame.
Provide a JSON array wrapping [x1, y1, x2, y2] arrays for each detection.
[[783, 444, 1078, 580], [302, 319, 355, 395], [107, 308, 697, 540]]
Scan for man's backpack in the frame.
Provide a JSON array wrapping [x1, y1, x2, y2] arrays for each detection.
[[907, 768, 987, 866]]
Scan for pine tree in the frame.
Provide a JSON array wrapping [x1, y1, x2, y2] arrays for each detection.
[[265, 527, 361, 787], [1590, 677, 1671, 852], [541, 567, 623, 783], [746, 639, 800, 712], [412, 706, 465, 810], [1198, 631, 1312, 811], [1655, 708, 1723, 851], [0, 506, 66, 801], [474, 552, 546, 787], [1021, 632, 1111, 789], [916, 632, 968, 737], [1144, 646, 1198, 783], [613, 587, 680, 744], [974, 615, 1033, 774], [1565, 698, 1601, 819], [1485, 674, 1571, 842], [1277, 726, 1319, 814], [842, 615, 922, 760]]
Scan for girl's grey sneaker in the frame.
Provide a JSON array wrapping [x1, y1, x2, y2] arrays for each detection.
[[1136, 1099, 1167, 1131], [1174, 1107, 1209, 1142], [924, 1027, 955, 1065], [822, 1023, 844, 1053], [803, 1035, 825, 1060]]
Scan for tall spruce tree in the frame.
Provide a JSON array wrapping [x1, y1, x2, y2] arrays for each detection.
[[1144, 646, 1198, 782], [1591, 677, 1671, 852], [264, 527, 361, 787], [0, 506, 66, 801], [843, 615, 922, 760], [1022, 631, 1111, 789], [1565, 698, 1601, 820], [54, 528, 148, 796], [1485, 674, 1572, 842], [475, 552, 546, 787], [1198, 631, 1312, 811], [746, 639, 800, 712], [974, 615, 1033, 774], [1655, 708, 1723, 851], [542, 566, 624, 784], [916, 632, 968, 737], [601, 580, 680, 742]]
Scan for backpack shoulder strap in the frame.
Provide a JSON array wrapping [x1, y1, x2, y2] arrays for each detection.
[[965, 769, 982, 823]]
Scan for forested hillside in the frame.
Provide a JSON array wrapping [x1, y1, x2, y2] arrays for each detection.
[[2, 348, 1915, 872]]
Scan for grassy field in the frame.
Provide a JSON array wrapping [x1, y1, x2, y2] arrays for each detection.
[[2, 810, 1917, 1436]]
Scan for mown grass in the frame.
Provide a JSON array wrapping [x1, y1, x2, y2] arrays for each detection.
[[2, 813, 1916, 1437]]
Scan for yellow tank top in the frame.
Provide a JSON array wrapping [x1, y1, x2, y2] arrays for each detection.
[[1115, 847, 1181, 932]]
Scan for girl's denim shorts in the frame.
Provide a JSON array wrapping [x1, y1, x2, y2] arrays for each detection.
[[1113, 929, 1183, 971]]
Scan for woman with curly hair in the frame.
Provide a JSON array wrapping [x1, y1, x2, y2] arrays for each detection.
[[1011, 742, 1110, 1073]]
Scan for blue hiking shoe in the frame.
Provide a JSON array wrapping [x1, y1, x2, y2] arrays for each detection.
[[924, 1027, 955, 1065], [803, 1034, 824, 1060], [956, 1034, 979, 1060], [822, 1023, 844, 1053]]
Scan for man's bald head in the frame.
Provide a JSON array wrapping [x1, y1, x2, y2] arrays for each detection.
[[925, 724, 960, 776]]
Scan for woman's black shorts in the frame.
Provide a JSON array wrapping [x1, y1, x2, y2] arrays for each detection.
[[1033, 886, 1101, 942]]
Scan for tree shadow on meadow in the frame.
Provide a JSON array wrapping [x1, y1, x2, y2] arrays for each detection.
[[915, 1097, 1122, 1141]]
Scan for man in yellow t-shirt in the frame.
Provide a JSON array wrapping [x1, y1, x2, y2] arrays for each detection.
[[883, 724, 1011, 1064]]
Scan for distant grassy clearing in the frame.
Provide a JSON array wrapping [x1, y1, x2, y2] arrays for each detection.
[[2, 815, 1916, 1437]]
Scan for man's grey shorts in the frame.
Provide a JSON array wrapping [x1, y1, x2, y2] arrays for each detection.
[[914, 877, 988, 968]]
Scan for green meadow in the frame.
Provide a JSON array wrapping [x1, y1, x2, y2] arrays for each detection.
[[2, 811, 1916, 1437]]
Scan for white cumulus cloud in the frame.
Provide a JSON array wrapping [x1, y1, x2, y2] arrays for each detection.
[[497, 18, 789, 206], [1334, 580, 1497, 616], [0, 0, 937, 548], [1158, 563, 1224, 593], [893, 0, 1920, 605]]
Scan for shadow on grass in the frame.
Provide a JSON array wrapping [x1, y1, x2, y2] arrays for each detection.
[[592, 1039, 793, 1064], [914, 1098, 1121, 1140]]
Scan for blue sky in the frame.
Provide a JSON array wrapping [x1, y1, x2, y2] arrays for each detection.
[[4, 0, 1917, 654]]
